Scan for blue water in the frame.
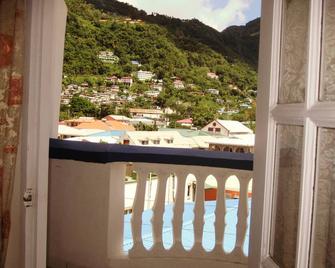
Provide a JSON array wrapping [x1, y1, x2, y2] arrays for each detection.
[[123, 199, 251, 255]]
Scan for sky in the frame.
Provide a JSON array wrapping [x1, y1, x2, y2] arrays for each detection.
[[118, 0, 261, 31]]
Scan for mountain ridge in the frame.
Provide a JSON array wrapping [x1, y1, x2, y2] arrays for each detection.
[[86, 0, 260, 68]]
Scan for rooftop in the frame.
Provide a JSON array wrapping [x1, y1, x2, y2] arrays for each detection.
[[216, 120, 253, 134]]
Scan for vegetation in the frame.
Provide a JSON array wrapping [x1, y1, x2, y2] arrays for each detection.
[[87, 0, 260, 68], [62, 0, 258, 127]]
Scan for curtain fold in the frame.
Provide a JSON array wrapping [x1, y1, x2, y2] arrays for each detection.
[[0, 0, 25, 266]]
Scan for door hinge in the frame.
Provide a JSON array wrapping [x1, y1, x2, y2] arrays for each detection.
[[23, 188, 33, 208]]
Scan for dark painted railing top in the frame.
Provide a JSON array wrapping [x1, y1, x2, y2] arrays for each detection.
[[49, 139, 253, 170]]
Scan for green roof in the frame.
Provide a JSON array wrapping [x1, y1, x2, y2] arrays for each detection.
[[158, 128, 224, 138]]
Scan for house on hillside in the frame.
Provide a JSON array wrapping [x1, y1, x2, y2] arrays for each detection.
[[131, 60, 141, 66], [137, 70, 154, 81], [176, 118, 193, 128], [119, 76, 133, 86], [106, 76, 118, 84], [150, 82, 163, 91], [63, 117, 95, 127], [103, 115, 131, 123], [98, 51, 119, 64], [207, 88, 219, 95], [207, 72, 219, 79], [145, 90, 160, 98], [202, 120, 253, 136], [173, 79, 185, 89], [129, 108, 163, 120]]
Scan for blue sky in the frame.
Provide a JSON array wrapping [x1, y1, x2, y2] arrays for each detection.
[[118, 0, 261, 31]]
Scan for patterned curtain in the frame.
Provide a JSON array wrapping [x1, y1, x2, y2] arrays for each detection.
[[0, 0, 24, 266]]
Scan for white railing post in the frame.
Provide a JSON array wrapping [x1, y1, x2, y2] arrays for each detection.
[[192, 171, 206, 254], [233, 173, 252, 258], [171, 169, 188, 253], [129, 169, 147, 256], [107, 162, 127, 261], [151, 170, 169, 252], [213, 173, 228, 255]]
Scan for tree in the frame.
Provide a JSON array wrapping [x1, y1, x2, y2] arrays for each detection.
[[69, 96, 99, 117], [135, 122, 158, 131], [99, 103, 116, 118], [192, 99, 219, 127]]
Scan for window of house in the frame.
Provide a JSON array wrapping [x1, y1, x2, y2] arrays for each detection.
[[165, 138, 174, 144], [152, 139, 160, 144], [236, 147, 245, 153], [140, 140, 149, 145], [215, 128, 221, 132], [208, 127, 214, 132]]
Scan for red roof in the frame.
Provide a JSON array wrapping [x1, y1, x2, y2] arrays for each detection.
[[176, 118, 193, 124]]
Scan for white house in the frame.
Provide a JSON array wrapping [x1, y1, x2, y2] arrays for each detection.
[[202, 120, 253, 136], [98, 51, 119, 64], [122, 131, 197, 148], [173, 79, 185, 89], [208, 134, 255, 153], [151, 82, 163, 91], [137, 70, 154, 81], [207, 88, 220, 95], [144, 90, 160, 98], [207, 72, 219, 79], [176, 118, 193, 128]]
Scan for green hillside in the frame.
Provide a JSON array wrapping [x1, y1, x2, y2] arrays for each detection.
[[86, 0, 260, 68], [62, 0, 258, 127]]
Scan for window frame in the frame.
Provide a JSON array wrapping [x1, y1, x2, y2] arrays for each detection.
[[23, 1, 67, 267], [251, 0, 335, 267]]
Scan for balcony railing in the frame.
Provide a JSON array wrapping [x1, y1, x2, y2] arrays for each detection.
[[48, 139, 253, 268]]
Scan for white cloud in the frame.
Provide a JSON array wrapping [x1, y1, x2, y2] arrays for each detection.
[[118, 0, 252, 31]]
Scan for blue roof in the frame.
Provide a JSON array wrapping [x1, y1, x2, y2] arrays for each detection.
[[87, 130, 126, 137], [123, 199, 251, 255]]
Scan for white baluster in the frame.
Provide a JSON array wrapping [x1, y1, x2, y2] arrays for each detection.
[[171, 170, 188, 253], [129, 169, 147, 255], [232, 173, 251, 257], [192, 172, 205, 253], [151, 170, 169, 252], [213, 174, 228, 255]]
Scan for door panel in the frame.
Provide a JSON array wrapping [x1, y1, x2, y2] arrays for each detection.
[[279, 0, 309, 104], [270, 125, 304, 268], [311, 128, 335, 267]]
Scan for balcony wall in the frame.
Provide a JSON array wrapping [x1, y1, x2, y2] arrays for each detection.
[[47, 139, 253, 268]]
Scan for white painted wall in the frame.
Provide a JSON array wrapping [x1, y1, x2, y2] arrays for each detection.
[[48, 160, 113, 268]]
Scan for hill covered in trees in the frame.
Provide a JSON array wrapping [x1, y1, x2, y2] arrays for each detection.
[[62, 0, 258, 127], [86, 0, 260, 68]]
